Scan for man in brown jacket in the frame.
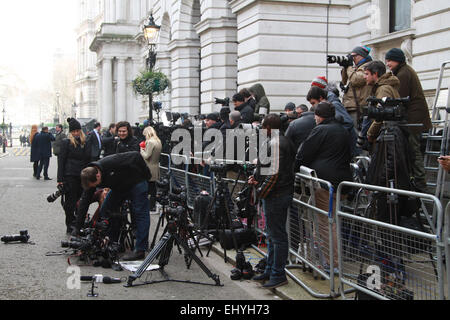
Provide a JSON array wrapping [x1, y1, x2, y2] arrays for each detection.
[[341, 46, 374, 125], [364, 60, 401, 141], [385, 48, 432, 191]]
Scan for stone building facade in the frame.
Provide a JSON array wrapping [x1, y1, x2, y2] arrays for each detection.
[[75, 0, 450, 125]]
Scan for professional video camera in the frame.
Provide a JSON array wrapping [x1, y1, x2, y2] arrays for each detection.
[[327, 54, 354, 68], [214, 97, 230, 107], [364, 96, 409, 122], [47, 184, 66, 203], [1, 230, 30, 243]]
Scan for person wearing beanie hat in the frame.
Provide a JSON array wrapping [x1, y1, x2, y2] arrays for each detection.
[[384, 48, 432, 191], [58, 117, 90, 234], [311, 76, 328, 89], [341, 44, 374, 126]]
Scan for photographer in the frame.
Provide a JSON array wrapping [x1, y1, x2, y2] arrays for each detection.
[[339, 46, 374, 125], [364, 60, 401, 144], [114, 121, 140, 154], [249, 83, 271, 115], [248, 114, 294, 289], [232, 93, 254, 124], [285, 104, 316, 154], [78, 151, 151, 261], [239, 88, 256, 111], [295, 102, 352, 270], [385, 48, 432, 191], [57, 118, 90, 234], [140, 126, 162, 212]]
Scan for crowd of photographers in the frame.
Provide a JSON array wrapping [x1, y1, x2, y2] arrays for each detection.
[[45, 45, 440, 289]]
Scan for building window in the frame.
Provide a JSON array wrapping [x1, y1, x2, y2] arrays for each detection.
[[390, 0, 411, 33]]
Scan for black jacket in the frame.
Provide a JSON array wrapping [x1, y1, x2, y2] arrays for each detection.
[[35, 131, 55, 159], [114, 136, 140, 154], [296, 118, 352, 189], [255, 134, 295, 199], [235, 102, 254, 124], [285, 112, 316, 153], [102, 132, 116, 157], [57, 138, 90, 182], [77, 151, 151, 222], [87, 129, 102, 161]]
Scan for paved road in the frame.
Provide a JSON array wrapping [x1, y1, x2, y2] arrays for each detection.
[[0, 149, 282, 301]]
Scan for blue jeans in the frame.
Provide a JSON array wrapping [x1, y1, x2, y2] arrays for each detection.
[[99, 181, 150, 252], [262, 192, 293, 281]]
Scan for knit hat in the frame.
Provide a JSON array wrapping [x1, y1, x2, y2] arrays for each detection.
[[352, 46, 371, 58], [385, 48, 406, 63], [311, 76, 328, 89], [67, 117, 81, 132], [314, 102, 335, 119], [284, 102, 296, 111]]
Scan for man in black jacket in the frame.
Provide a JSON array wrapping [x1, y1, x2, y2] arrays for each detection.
[[232, 93, 254, 124], [78, 151, 151, 261], [114, 121, 140, 154], [248, 114, 294, 289], [87, 122, 102, 161], [285, 110, 316, 155], [102, 123, 117, 157], [35, 127, 55, 180]]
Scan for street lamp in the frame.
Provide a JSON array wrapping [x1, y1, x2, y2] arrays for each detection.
[[54, 92, 60, 125], [143, 13, 160, 121], [2, 99, 6, 153]]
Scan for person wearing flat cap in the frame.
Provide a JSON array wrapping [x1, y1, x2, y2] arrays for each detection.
[[341, 46, 374, 126], [295, 102, 352, 270], [385, 48, 432, 191]]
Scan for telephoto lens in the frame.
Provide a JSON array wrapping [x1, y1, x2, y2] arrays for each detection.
[[1, 230, 30, 243]]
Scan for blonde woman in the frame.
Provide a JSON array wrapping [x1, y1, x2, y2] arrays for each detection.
[[57, 118, 90, 234], [29, 124, 40, 177], [140, 126, 162, 211]]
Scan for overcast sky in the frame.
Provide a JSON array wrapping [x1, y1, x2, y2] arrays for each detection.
[[0, 0, 78, 91]]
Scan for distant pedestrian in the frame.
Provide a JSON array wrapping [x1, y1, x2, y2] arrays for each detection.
[[52, 124, 67, 157], [35, 126, 55, 180], [30, 125, 40, 178], [87, 121, 102, 161]]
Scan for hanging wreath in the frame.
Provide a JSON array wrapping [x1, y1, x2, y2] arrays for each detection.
[[132, 70, 171, 96]]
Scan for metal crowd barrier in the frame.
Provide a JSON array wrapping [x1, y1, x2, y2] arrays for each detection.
[[336, 181, 446, 300], [445, 201, 450, 299]]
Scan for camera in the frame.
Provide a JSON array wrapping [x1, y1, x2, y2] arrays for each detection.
[[214, 97, 230, 107], [210, 164, 228, 176], [327, 54, 354, 68], [239, 123, 261, 131], [61, 235, 93, 251], [1, 230, 30, 243], [364, 96, 409, 122], [47, 184, 66, 203], [168, 191, 187, 204]]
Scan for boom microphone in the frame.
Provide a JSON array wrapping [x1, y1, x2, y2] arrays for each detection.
[[80, 275, 121, 284]]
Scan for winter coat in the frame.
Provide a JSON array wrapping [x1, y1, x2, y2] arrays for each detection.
[[327, 91, 358, 156], [115, 135, 140, 154], [52, 131, 67, 156], [140, 138, 162, 182], [234, 101, 254, 124], [57, 138, 90, 182], [34, 131, 55, 160], [296, 118, 352, 189], [249, 83, 270, 115], [30, 133, 40, 162], [102, 131, 116, 157], [285, 111, 316, 153], [342, 60, 374, 113], [87, 129, 102, 161], [392, 62, 432, 134], [367, 72, 401, 140]]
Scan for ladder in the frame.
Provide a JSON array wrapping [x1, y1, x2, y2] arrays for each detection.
[[423, 60, 450, 200]]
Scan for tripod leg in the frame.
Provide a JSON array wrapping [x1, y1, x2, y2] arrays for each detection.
[[172, 233, 222, 286], [150, 209, 165, 249], [125, 232, 172, 287]]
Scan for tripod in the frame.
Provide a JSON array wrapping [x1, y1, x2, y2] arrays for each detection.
[[125, 209, 222, 287]]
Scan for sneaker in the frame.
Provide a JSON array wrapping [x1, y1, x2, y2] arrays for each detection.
[[121, 250, 145, 261], [252, 273, 270, 282], [262, 278, 288, 289]]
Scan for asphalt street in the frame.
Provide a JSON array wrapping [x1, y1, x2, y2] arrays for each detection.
[[0, 148, 283, 301]]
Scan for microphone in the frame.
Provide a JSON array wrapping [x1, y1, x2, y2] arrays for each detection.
[[80, 275, 121, 284]]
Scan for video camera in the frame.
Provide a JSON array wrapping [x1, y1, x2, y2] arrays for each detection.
[[364, 96, 409, 122], [327, 54, 354, 68], [47, 184, 66, 203], [214, 97, 230, 107]]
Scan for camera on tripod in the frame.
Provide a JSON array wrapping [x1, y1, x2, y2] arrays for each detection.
[[364, 96, 409, 122], [327, 54, 354, 68], [214, 97, 230, 107], [47, 184, 66, 203], [209, 164, 228, 176]]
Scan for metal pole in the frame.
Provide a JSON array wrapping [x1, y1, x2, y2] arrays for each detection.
[[2, 105, 5, 153]]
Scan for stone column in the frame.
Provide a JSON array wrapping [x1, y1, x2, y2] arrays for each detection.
[[116, 57, 127, 121], [102, 57, 113, 125]]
